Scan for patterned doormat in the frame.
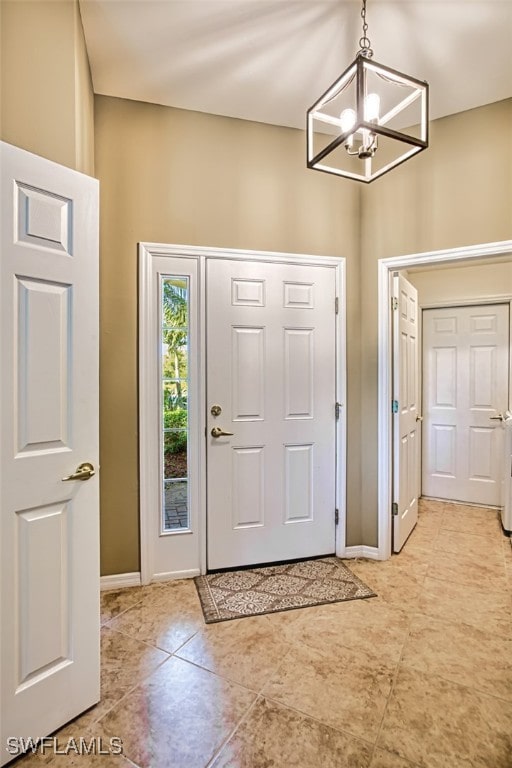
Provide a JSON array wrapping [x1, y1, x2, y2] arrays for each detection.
[[194, 557, 376, 623]]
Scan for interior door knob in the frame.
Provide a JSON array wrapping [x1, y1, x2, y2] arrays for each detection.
[[211, 427, 234, 438], [490, 413, 505, 421], [62, 462, 96, 481]]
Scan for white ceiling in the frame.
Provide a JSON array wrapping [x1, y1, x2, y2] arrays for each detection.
[[79, 0, 512, 130]]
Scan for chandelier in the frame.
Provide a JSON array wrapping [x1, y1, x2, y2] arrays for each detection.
[[307, 0, 429, 183]]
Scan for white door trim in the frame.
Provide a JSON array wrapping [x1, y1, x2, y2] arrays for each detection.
[[139, 243, 347, 583], [378, 240, 512, 560]]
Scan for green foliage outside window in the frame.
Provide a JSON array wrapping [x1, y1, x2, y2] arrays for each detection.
[[163, 410, 187, 454]]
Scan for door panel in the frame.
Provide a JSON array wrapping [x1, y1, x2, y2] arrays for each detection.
[[422, 304, 510, 505], [393, 274, 420, 552], [1, 142, 99, 761], [207, 259, 336, 570]]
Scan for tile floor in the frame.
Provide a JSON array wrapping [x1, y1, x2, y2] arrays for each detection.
[[17, 499, 512, 767]]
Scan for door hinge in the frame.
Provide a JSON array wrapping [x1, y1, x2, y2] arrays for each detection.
[[392, 400, 399, 414], [391, 296, 398, 311], [335, 402, 342, 419], [335, 509, 339, 525], [335, 297, 339, 314], [392, 502, 398, 516]]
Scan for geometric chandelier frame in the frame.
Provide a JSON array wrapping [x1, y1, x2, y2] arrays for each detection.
[[306, 0, 429, 183]]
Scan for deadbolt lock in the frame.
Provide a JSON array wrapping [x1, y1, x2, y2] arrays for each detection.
[[210, 404, 222, 417]]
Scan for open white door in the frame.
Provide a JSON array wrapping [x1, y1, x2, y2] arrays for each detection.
[[0, 142, 99, 762], [392, 273, 420, 552]]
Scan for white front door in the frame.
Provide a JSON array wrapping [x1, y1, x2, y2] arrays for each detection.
[[206, 258, 337, 570], [392, 274, 420, 552], [0, 142, 99, 762], [422, 303, 510, 505]]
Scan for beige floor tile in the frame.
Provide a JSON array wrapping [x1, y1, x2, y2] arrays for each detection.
[[443, 503, 498, 519], [24, 627, 172, 739], [369, 748, 420, 768], [378, 666, 512, 768], [262, 643, 395, 743], [211, 696, 373, 768], [100, 587, 145, 625], [401, 613, 512, 700], [426, 547, 508, 589], [266, 597, 410, 664], [391, 546, 433, 568], [418, 576, 512, 638], [86, 627, 170, 725], [176, 614, 292, 691], [97, 656, 256, 768], [414, 515, 443, 534], [434, 528, 504, 561], [402, 528, 438, 551], [106, 579, 204, 653], [349, 561, 426, 610], [440, 507, 502, 538], [418, 499, 446, 513]]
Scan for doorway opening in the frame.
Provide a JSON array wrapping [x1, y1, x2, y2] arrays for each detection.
[[139, 244, 347, 583], [378, 240, 512, 559]]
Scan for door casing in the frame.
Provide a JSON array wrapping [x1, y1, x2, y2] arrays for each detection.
[[139, 243, 347, 583], [378, 240, 512, 560]]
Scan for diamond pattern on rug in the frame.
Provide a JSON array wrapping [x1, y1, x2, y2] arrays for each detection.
[[194, 557, 376, 623]]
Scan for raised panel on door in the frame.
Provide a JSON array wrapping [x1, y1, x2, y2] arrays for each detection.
[[16, 277, 72, 454], [207, 258, 336, 569], [16, 502, 71, 688], [284, 328, 314, 419], [284, 444, 314, 523], [232, 326, 265, 421], [422, 304, 509, 505], [232, 447, 265, 528]]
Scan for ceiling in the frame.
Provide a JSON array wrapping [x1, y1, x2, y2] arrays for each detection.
[[79, 0, 512, 130]]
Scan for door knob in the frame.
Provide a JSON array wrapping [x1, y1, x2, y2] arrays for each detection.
[[62, 462, 96, 481], [416, 415, 424, 422], [211, 427, 234, 438], [490, 413, 505, 421]]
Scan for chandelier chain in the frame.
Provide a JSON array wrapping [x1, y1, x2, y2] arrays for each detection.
[[359, 0, 373, 58]]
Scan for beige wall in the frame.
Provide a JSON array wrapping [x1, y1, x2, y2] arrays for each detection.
[[2, 0, 510, 569], [360, 100, 512, 545], [408, 260, 512, 305], [95, 95, 361, 574], [0, 0, 94, 175]]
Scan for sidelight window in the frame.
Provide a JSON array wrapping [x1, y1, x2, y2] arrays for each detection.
[[161, 276, 189, 532]]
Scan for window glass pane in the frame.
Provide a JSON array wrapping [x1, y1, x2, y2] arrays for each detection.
[[164, 480, 188, 530], [161, 276, 190, 532], [164, 431, 188, 479], [163, 383, 188, 419]]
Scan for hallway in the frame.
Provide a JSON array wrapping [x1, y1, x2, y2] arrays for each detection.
[[18, 500, 512, 767]]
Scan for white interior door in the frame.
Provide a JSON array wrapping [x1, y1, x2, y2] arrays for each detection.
[[0, 142, 99, 762], [207, 258, 337, 570], [422, 304, 510, 505], [392, 273, 420, 552]]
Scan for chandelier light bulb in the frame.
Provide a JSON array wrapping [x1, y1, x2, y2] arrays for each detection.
[[340, 108, 357, 133], [364, 92, 380, 122]]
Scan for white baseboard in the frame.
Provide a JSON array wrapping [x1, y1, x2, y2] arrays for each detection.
[[152, 569, 200, 582], [100, 572, 142, 591], [343, 545, 382, 560]]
